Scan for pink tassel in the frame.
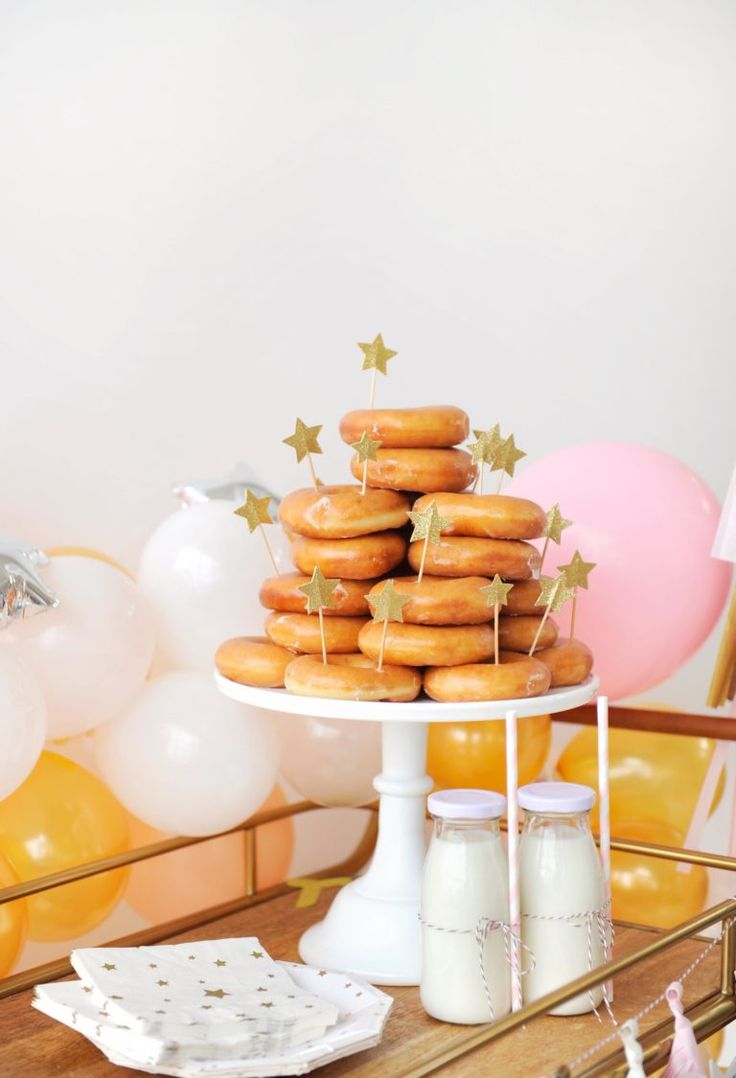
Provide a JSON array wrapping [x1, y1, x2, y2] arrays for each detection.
[[660, 982, 706, 1077]]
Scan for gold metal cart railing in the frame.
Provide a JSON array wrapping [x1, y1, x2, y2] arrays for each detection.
[[1, 703, 734, 1077]]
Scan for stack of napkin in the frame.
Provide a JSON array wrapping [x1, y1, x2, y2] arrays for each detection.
[[33, 938, 392, 1076]]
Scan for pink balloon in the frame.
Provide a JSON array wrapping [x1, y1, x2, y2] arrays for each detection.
[[508, 443, 732, 700]]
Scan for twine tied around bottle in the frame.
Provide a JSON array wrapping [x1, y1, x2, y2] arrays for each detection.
[[522, 898, 616, 1024], [419, 915, 535, 1021]]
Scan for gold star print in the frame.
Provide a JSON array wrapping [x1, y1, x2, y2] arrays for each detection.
[[544, 503, 573, 545], [558, 550, 596, 590], [213, 959, 226, 967], [156, 980, 169, 987], [250, 951, 264, 959], [357, 334, 397, 375], [351, 430, 381, 463], [203, 988, 230, 999], [282, 418, 323, 463], [102, 963, 117, 971], [480, 575, 514, 609], [535, 574, 575, 615], [82, 986, 92, 994], [367, 579, 411, 624], [408, 501, 450, 545], [494, 434, 526, 478], [297, 566, 340, 614], [202, 1004, 212, 1010], [233, 489, 273, 533], [260, 1002, 274, 1008], [149, 963, 157, 969], [188, 955, 196, 960]]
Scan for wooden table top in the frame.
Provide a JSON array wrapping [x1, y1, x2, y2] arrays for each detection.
[[0, 886, 721, 1078]]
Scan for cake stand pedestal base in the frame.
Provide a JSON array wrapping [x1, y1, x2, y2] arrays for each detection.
[[300, 720, 431, 985]]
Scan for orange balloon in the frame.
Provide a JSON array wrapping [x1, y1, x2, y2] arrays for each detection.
[[611, 819, 708, 930], [125, 785, 294, 924], [557, 727, 724, 833], [0, 752, 129, 941], [0, 852, 26, 977], [47, 547, 133, 579], [428, 714, 551, 794]]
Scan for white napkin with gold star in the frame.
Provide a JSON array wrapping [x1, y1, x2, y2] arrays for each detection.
[[67, 939, 339, 1057]]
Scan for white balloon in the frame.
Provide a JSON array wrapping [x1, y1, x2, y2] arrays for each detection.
[[278, 715, 381, 807], [3, 556, 154, 739], [0, 649, 47, 799], [94, 671, 280, 835], [138, 500, 282, 672]]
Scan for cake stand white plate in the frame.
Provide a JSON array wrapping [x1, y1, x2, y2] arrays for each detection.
[[215, 674, 599, 987]]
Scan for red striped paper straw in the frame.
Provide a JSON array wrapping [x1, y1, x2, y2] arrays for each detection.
[[505, 707, 522, 1011], [597, 695, 613, 1000]]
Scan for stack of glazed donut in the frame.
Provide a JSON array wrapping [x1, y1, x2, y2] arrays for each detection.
[[215, 405, 594, 703]]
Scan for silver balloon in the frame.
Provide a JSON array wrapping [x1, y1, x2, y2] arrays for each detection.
[[0, 536, 59, 627], [172, 461, 280, 509]]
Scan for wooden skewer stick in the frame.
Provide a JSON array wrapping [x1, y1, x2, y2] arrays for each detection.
[[318, 607, 327, 665], [528, 606, 551, 657], [494, 602, 500, 664], [259, 525, 280, 577], [361, 459, 369, 496], [377, 617, 389, 673], [570, 589, 577, 640], [369, 367, 377, 409], [417, 535, 430, 585], [306, 452, 319, 491]]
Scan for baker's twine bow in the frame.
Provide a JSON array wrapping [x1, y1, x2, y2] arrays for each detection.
[[422, 900, 616, 1025], [523, 900, 616, 1025], [420, 915, 535, 1020]]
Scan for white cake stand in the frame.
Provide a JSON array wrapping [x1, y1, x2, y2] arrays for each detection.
[[215, 672, 599, 986]]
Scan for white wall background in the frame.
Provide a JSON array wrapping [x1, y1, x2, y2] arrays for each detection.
[[2, 0, 736, 1037]]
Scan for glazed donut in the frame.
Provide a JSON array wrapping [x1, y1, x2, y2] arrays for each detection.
[[423, 652, 551, 702], [498, 615, 559, 652], [215, 636, 295, 688], [351, 448, 476, 494], [279, 484, 410, 539], [367, 575, 495, 626], [408, 536, 540, 580], [505, 579, 543, 616], [536, 638, 593, 687], [260, 573, 374, 617], [411, 492, 546, 541], [339, 406, 469, 449], [359, 620, 494, 667], [265, 611, 367, 654], [285, 653, 422, 702], [291, 531, 407, 580]]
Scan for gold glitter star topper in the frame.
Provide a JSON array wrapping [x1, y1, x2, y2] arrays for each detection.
[[367, 579, 411, 671], [351, 430, 382, 495], [493, 434, 526, 493], [558, 550, 596, 639], [539, 503, 573, 575], [529, 573, 575, 656], [481, 574, 514, 664], [470, 423, 503, 495], [408, 500, 451, 583], [357, 333, 397, 408], [283, 418, 323, 490], [234, 489, 279, 576], [298, 566, 340, 663]]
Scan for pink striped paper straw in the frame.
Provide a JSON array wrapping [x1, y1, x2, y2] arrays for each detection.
[[505, 707, 522, 1011], [597, 695, 613, 1000], [679, 740, 727, 873]]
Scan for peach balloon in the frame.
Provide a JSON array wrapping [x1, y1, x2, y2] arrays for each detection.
[[2, 556, 154, 739], [428, 714, 551, 794], [124, 786, 294, 924], [611, 819, 708, 930], [557, 727, 724, 834], [0, 852, 26, 977], [0, 752, 129, 941]]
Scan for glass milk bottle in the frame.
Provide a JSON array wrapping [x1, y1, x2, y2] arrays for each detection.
[[420, 789, 510, 1024], [519, 782, 605, 1016]]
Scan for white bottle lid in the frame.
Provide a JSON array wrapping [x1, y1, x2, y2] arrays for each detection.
[[427, 788, 507, 820], [518, 781, 595, 814]]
